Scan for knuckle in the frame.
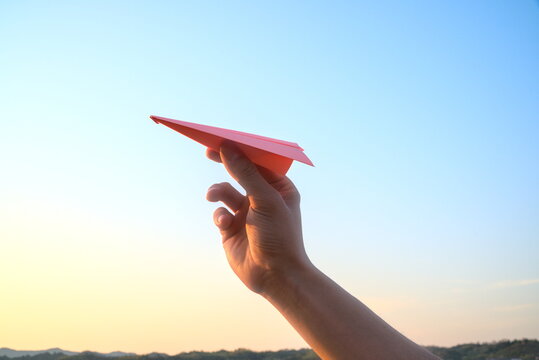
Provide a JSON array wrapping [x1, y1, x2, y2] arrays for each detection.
[[252, 191, 282, 210], [238, 162, 259, 178]]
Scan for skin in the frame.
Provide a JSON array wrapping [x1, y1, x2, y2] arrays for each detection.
[[205, 142, 440, 360]]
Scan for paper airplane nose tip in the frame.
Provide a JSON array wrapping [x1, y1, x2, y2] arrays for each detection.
[[149, 115, 160, 124]]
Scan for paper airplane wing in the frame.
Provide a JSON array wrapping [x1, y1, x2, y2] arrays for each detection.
[[150, 115, 314, 175]]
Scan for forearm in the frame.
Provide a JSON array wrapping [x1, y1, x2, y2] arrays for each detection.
[[261, 262, 439, 360]]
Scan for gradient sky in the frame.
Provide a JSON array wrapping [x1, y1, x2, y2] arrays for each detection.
[[1, 0, 538, 354]]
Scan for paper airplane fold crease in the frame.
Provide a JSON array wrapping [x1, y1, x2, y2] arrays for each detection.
[[150, 115, 313, 175]]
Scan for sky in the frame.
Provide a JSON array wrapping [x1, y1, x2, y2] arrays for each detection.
[[1, 0, 538, 354]]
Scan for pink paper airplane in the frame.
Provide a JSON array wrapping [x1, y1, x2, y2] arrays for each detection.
[[150, 115, 314, 175]]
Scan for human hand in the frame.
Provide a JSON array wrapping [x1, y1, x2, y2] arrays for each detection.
[[205, 144, 440, 360], [206, 142, 311, 294]]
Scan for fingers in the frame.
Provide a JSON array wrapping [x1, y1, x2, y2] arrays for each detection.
[[257, 166, 283, 184], [206, 182, 246, 212], [206, 148, 222, 163], [206, 146, 300, 207], [252, 165, 301, 207], [268, 175, 301, 207], [213, 207, 234, 232], [219, 142, 280, 207]]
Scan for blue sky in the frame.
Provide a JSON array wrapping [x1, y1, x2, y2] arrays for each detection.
[[1, 0, 538, 352]]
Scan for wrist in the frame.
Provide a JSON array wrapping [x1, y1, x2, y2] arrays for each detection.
[[260, 257, 317, 301]]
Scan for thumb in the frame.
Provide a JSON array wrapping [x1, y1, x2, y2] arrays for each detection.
[[220, 142, 278, 206]]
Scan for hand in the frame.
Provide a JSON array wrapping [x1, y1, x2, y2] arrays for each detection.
[[205, 143, 441, 360], [206, 142, 311, 294]]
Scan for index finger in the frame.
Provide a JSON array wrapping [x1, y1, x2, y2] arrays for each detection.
[[206, 147, 295, 195]]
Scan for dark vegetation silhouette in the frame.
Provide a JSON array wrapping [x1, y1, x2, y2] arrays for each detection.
[[425, 339, 539, 360], [1, 340, 538, 360], [0, 350, 320, 360]]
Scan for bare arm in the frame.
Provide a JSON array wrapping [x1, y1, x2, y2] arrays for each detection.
[[205, 143, 439, 360]]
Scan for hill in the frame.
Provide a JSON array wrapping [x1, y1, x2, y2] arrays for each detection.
[[1, 339, 538, 360], [427, 339, 539, 360], [0, 350, 134, 359]]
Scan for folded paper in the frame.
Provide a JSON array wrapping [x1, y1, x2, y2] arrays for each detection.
[[150, 115, 314, 175]]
